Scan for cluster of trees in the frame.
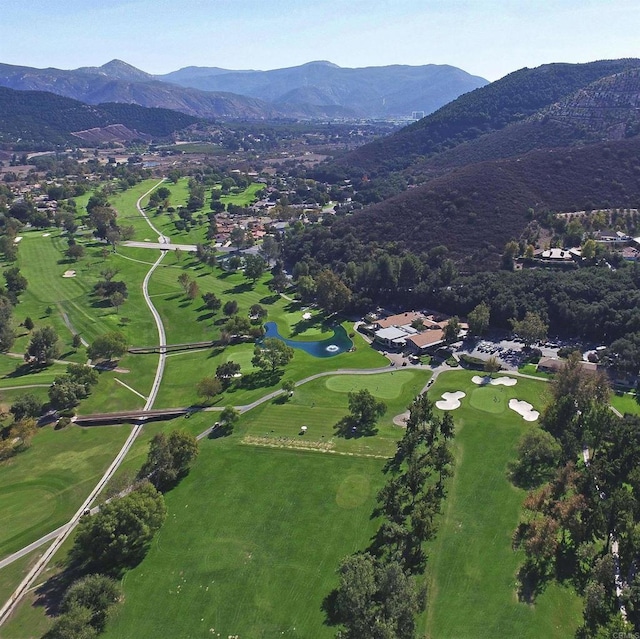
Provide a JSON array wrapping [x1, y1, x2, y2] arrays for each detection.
[[251, 338, 294, 373], [86, 191, 134, 248], [44, 574, 122, 639], [71, 482, 166, 576], [286, 219, 640, 375], [47, 429, 198, 637], [511, 356, 640, 635], [138, 430, 199, 493], [25, 326, 60, 366], [0, 406, 37, 462], [87, 331, 128, 361], [328, 394, 454, 638], [48, 363, 99, 410], [93, 268, 128, 312]]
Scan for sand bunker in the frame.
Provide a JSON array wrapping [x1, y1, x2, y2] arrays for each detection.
[[302, 312, 312, 320], [13, 236, 23, 243], [436, 391, 466, 411], [472, 375, 517, 387], [393, 411, 410, 426], [508, 399, 539, 422], [62, 270, 76, 278], [42, 232, 51, 237]]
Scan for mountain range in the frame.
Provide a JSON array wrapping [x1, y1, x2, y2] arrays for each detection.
[[158, 61, 488, 118], [0, 59, 487, 121], [306, 59, 640, 269]]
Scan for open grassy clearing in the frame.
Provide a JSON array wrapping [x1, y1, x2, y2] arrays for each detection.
[[155, 333, 387, 409], [423, 370, 582, 638], [238, 370, 430, 457], [108, 179, 165, 241], [102, 443, 385, 639], [0, 423, 131, 560], [0, 356, 67, 390], [610, 390, 640, 416]]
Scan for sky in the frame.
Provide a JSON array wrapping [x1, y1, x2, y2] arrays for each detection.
[[1, 0, 639, 81]]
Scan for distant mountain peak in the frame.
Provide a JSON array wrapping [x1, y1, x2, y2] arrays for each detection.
[[77, 59, 152, 82], [302, 60, 340, 68]]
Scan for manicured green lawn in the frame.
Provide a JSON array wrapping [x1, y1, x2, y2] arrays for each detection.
[[102, 444, 385, 639], [0, 423, 131, 559], [239, 370, 430, 457], [155, 334, 387, 409], [0, 356, 67, 390], [423, 370, 582, 638], [0, 547, 47, 606], [610, 390, 640, 416]]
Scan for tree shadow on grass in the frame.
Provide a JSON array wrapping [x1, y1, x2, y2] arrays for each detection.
[[224, 282, 253, 295], [32, 567, 78, 619], [165, 293, 182, 302], [333, 416, 378, 439], [321, 588, 341, 627], [6, 361, 52, 379], [234, 369, 282, 391], [207, 347, 225, 359]]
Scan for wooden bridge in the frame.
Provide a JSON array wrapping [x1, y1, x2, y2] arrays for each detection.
[[74, 407, 193, 425], [127, 341, 217, 355]]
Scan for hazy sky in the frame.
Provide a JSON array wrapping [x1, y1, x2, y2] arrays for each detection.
[[2, 0, 638, 81]]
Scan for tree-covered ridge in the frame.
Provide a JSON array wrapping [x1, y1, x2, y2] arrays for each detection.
[[0, 87, 199, 146], [333, 59, 640, 176], [299, 136, 640, 269]]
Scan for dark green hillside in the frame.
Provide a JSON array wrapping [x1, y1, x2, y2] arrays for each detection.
[[95, 102, 198, 137], [0, 87, 198, 147], [334, 59, 640, 176], [314, 137, 640, 268]]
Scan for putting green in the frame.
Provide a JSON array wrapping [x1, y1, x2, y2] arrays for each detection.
[[470, 386, 507, 413], [325, 372, 411, 399], [336, 474, 371, 509]]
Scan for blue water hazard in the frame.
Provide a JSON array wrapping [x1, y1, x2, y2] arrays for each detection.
[[263, 322, 352, 358]]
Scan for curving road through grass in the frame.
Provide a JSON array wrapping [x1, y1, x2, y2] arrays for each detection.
[[0, 179, 170, 627]]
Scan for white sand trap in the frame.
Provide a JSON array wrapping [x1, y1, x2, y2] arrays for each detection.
[[62, 270, 76, 278], [42, 232, 51, 237], [509, 399, 539, 422], [13, 236, 23, 243], [472, 375, 517, 387], [436, 391, 466, 411], [302, 312, 312, 320]]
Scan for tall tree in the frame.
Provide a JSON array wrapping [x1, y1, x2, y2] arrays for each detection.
[[25, 326, 60, 365], [252, 338, 294, 373]]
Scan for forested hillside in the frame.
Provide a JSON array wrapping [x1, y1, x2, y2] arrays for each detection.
[[326, 137, 640, 268], [332, 59, 640, 176], [0, 87, 198, 147]]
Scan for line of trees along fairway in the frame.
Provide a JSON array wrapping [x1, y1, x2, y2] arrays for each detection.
[[511, 355, 640, 636], [44, 431, 199, 636], [326, 393, 454, 638]]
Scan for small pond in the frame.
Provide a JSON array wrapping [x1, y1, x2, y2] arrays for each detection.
[[263, 321, 352, 358]]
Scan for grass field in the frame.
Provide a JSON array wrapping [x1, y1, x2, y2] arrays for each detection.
[[238, 369, 430, 457], [155, 334, 387, 409], [424, 370, 582, 638], [0, 547, 47, 606], [102, 443, 385, 639], [610, 390, 640, 416], [0, 423, 131, 559]]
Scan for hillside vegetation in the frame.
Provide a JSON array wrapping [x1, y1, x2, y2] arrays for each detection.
[[0, 87, 199, 146], [333, 59, 640, 176]]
